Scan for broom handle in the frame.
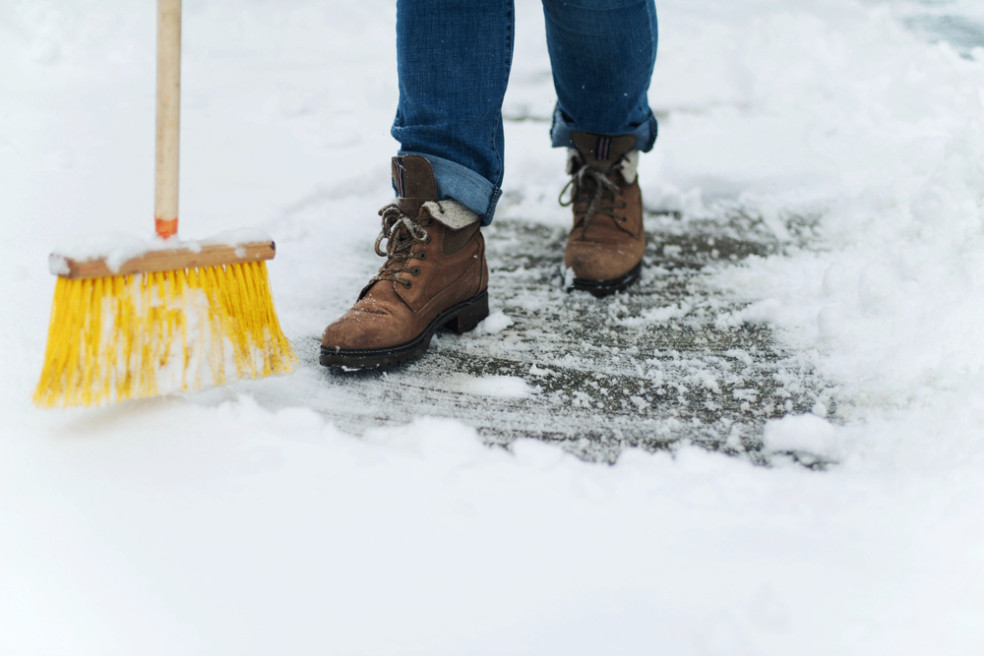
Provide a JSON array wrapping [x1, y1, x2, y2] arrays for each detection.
[[155, 0, 181, 239]]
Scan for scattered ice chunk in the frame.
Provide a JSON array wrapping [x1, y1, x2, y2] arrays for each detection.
[[473, 310, 513, 335], [456, 374, 531, 399], [724, 349, 754, 366], [617, 302, 693, 327], [562, 267, 575, 289], [763, 414, 842, 458]]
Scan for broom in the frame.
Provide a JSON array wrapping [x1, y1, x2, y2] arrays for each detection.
[[34, 0, 296, 408]]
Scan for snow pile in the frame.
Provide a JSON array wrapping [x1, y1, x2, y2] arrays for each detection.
[[688, 5, 984, 415]]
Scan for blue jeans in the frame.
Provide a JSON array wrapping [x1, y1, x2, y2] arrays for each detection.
[[392, 0, 659, 225]]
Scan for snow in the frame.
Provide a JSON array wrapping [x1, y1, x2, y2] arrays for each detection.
[[456, 374, 532, 399], [472, 309, 514, 335], [48, 233, 152, 274], [3, 0, 984, 654], [47, 228, 274, 274], [762, 414, 843, 458]]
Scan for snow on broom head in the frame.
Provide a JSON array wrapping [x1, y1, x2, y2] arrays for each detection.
[[34, 240, 297, 408]]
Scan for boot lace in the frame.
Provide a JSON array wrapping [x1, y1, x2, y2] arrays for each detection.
[[368, 203, 431, 289], [559, 163, 627, 238]]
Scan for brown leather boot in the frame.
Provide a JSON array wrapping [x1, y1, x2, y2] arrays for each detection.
[[562, 132, 645, 297], [320, 156, 489, 369]]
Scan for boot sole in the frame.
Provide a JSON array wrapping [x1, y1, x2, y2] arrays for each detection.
[[319, 290, 490, 370], [567, 261, 642, 298]]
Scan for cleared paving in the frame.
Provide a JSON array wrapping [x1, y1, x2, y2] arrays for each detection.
[[306, 208, 832, 466]]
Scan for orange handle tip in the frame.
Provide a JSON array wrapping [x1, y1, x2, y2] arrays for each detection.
[[155, 217, 178, 239]]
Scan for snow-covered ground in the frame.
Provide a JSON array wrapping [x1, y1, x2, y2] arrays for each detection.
[[3, 0, 984, 653]]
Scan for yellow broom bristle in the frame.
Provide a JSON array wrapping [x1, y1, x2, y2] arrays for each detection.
[[34, 260, 297, 408]]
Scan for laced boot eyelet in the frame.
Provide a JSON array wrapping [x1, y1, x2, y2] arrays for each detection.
[[411, 266, 421, 276], [418, 251, 427, 260], [403, 280, 413, 289]]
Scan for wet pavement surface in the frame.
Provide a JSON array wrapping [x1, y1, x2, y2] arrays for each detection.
[[307, 208, 833, 466]]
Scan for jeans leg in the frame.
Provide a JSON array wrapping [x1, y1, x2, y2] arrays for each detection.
[[392, 0, 515, 224], [542, 0, 659, 152]]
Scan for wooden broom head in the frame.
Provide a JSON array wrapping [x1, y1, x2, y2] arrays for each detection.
[[49, 240, 276, 280]]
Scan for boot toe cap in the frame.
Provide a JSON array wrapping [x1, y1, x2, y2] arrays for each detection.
[[565, 242, 641, 282], [321, 309, 405, 351]]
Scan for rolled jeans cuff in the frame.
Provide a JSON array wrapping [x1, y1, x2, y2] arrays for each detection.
[[398, 151, 502, 226], [550, 106, 659, 154]]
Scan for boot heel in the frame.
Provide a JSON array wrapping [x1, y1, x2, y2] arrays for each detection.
[[447, 291, 489, 334]]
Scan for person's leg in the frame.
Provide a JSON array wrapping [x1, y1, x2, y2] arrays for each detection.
[[322, 0, 513, 369], [542, 0, 658, 152], [392, 0, 515, 225], [542, 0, 658, 295]]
